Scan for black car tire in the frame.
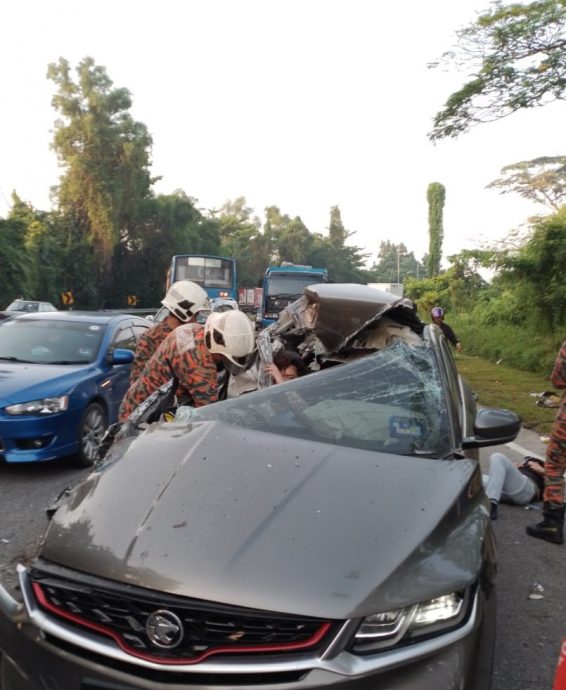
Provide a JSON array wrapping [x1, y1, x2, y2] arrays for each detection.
[[74, 402, 107, 468]]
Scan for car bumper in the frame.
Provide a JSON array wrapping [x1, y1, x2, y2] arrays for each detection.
[[0, 569, 495, 690], [0, 410, 80, 463]]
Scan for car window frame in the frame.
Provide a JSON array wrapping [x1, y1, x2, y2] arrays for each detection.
[[110, 323, 137, 353]]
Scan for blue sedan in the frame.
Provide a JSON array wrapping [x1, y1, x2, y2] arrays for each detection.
[[0, 312, 150, 466]]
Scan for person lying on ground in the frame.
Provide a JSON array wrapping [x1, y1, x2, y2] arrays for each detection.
[[483, 452, 545, 520]]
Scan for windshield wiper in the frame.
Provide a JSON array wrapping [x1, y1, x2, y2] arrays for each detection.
[[270, 293, 300, 298], [0, 356, 34, 363], [441, 451, 466, 460], [50, 360, 90, 365]]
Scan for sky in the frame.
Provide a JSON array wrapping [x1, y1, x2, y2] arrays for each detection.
[[1, 0, 564, 267]]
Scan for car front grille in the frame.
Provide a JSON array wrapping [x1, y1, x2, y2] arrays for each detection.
[[29, 567, 335, 665]]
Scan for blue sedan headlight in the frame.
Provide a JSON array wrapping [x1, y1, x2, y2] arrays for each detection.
[[5, 396, 69, 415]]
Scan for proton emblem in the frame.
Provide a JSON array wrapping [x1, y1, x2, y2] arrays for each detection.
[[145, 610, 184, 648]]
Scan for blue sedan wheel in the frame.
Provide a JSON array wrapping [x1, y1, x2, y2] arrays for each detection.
[[75, 403, 107, 468]]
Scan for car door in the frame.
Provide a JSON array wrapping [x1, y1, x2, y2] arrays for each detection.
[[103, 322, 139, 422]]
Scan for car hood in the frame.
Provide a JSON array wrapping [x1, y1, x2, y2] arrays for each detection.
[[42, 421, 486, 620], [0, 362, 90, 405]]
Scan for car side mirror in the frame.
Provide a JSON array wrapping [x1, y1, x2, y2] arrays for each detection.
[[110, 348, 134, 365], [461, 407, 522, 449]]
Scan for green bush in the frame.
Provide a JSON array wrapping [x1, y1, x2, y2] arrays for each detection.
[[450, 314, 559, 375]]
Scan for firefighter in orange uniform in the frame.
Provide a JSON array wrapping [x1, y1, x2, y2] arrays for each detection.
[[129, 281, 210, 384], [119, 310, 255, 422], [527, 340, 566, 545]]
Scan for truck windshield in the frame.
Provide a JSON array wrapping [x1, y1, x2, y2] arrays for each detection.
[[268, 275, 324, 296]]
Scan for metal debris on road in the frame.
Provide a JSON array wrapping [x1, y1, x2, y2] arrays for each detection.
[[528, 582, 545, 600]]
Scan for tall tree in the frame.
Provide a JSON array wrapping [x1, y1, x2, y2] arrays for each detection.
[[263, 205, 292, 265], [9, 194, 66, 305], [494, 206, 566, 329], [427, 182, 446, 277], [429, 0, 566, 140], [47, 57, 154, 275], [276, 216, 311, 264], [370, 240, 415, 283], [487, 155, 566, 210], [213, 197, 264, 287], [328, 205, 347, 247], [111, 191, 219, 306], [0, 212, 29, 307]]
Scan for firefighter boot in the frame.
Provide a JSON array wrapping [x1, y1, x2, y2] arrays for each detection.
[[526, 502, 565, 544]]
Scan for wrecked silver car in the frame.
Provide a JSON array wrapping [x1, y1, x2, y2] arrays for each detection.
[[0, 284, 521, 690]]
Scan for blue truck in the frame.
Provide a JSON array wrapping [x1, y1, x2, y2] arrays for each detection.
[[257, 263, 328, 329]]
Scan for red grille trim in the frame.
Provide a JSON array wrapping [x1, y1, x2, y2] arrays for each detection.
[[32, 582, 332, 665]]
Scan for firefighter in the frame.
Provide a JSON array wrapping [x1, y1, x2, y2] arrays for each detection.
[[119, 309, 255, 422], [526, 340, 566, 544], [129, 281, 209, 384]]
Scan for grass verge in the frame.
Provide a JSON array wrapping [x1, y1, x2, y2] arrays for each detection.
[[454, 352, 559, 436]]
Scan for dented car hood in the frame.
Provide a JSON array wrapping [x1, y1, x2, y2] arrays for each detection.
[[41, 420, 485, 620]]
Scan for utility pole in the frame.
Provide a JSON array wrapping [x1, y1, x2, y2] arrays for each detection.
[[397, 249, 405, 284]]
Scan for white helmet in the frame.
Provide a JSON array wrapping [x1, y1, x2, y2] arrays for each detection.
[[161, 281, 209, 322], [204, 310, 256, 371]]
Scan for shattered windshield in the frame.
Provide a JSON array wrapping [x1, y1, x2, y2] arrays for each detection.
[[175, 341, 451, 458]]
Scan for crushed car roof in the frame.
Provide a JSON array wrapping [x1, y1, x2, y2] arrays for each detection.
[[272, 283, 423, 354]]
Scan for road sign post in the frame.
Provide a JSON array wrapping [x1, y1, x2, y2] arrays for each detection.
[[60, 291, 74, 306]]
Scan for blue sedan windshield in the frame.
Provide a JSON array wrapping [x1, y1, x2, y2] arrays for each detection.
[[0, 320, 106, 364]]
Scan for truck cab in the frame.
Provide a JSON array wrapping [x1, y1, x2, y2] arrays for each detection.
[[258, 263, 328, 329]]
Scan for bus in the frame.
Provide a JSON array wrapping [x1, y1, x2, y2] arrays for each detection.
[[167, 255, 237, 301]]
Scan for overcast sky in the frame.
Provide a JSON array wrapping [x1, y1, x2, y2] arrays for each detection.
[[1, 0, 563, 266]]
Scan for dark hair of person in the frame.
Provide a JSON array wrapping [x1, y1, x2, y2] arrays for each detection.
[[273, 349, 308, 376]]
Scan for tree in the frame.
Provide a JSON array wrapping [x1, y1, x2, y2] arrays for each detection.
[[487, 155, 566, 210], [48, 57, 154, 274], [0, 215, 29, 307], [429, 0, 566, 140], [110, 191, 220, 306], [427, 182, 445, 277], [10, 195, 67, 305], [494, 206, 566, 329], [213, 198, 265, 287], [276, 216, 311, 265], [328, 205, 347, 247], [370, 240, 417, 283]]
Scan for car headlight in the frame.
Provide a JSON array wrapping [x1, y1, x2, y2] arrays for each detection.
[[5, 396, 69, 415], [350, 589, 470, 654]]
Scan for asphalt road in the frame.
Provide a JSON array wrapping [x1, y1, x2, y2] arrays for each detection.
[[483, 427, 566, 690], [0, 427, 564, 690]]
